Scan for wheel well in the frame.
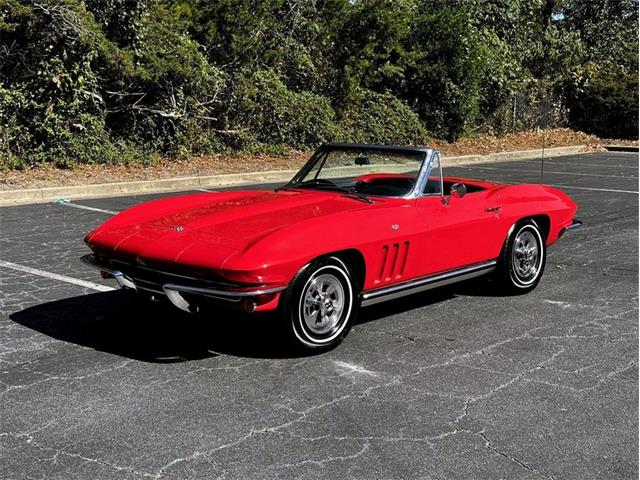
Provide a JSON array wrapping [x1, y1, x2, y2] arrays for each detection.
[[326, 249, 366, 290], [524, 214, 551, 241]]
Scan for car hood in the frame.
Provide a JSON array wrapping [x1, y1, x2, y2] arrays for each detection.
[[86, 189, 371, 267]]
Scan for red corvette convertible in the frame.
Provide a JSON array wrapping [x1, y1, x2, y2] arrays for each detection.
[[82, 143, 582, 349]]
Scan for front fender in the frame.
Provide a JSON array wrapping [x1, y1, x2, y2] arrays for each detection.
[[219, 201, 421, 288]]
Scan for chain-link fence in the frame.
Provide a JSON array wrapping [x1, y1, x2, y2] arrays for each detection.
[[481, 81, 568, 136]]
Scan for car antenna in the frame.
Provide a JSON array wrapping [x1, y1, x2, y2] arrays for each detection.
[[540, 128, 545, 181]]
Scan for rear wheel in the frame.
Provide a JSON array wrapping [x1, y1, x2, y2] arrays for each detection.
[[282, 256, 359, 350], [495, 220, 546, 294]]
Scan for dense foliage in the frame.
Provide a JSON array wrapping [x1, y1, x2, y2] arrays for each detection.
[[0, 0, 637, 168]]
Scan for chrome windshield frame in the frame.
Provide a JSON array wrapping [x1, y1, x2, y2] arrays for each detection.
[[409, 149, 440, 199], [282, 143, 436, 200]]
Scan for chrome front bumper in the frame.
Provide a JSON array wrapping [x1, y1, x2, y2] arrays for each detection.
[[558, 218, 584, 238], [80, 254, 286, 313]]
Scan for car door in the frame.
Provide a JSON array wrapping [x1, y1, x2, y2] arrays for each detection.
[[415, 192, 502, 273], [413, 155, 502, 274]]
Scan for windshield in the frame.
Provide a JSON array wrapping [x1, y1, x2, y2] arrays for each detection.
[[286, 146, 426, 197]]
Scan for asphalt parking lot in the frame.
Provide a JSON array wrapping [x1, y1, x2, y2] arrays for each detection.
[[1, 151, 638, 479]]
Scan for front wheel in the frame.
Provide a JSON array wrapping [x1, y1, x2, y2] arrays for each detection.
[[281, 256, 359, 350], [495, 220, 546, 294]]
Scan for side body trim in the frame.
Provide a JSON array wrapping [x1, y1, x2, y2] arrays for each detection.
[[361, 260, 497, 307], [162, 283, 286, 301]]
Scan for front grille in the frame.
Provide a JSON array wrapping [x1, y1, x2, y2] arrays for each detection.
[[91, 254, 241, 292]]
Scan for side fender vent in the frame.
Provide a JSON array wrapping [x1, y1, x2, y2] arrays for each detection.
[[377, 241, 410, 283]]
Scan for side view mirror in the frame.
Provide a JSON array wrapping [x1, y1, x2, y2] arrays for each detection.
[[450, 182, 467, 199]]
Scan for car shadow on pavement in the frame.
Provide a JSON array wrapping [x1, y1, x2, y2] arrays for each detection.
[[357, 288, 456, 325], [10, 290, 300, 362], [11, 278, 504, 362], [356, 277, 503, 325]]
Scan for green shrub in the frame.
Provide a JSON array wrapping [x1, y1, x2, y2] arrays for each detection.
[[567, 64, 639, 139], [102, 1, 226, 156], [0, 0, 637, 169], [232, 69, 337, 149], [402, 0, 484, 141], [336, 88, 429, 145], [0, 86, 29, 169], [0, 1, 121, 167]]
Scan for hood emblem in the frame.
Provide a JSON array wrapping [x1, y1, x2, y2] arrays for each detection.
[[391, 224, 399, 231], [173, 225, 185, 232]]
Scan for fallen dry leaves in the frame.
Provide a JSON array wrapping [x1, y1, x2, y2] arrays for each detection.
[[1, 129, 635, 191]]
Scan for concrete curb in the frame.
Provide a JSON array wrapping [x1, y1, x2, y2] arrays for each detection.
[[0, 145, 591, 207], [603, 144, 639, 153], [440, 144, 591, 166]]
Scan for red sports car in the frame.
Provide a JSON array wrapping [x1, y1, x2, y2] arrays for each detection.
[[82, 143, 582, 349]]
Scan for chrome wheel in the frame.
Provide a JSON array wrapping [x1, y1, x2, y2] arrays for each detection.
[[511, 228, 542, 285], [496, 220, 546, 294], [287, 258, 357, 349], [302, 273, 345, 335]]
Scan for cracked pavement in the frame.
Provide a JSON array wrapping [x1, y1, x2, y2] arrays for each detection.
[[0, 152, 638, 479]]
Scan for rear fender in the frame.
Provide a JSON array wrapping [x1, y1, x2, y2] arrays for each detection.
[[498, 184, 578, 245]]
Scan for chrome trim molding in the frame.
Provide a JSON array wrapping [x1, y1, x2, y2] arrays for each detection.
[[81, 254, 287, 311], [558, 218, 583, 238], [409, 149, 438, 199], [113, 271, 137, 290], [161, 283, 286, 312], [361, 260, 497, 307], [416, 150, 444, 199], [162, 283, 286, 301], [164, 288, 193, 312]]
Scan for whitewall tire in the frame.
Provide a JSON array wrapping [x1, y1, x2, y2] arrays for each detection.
[[282, 256, 359, 350]]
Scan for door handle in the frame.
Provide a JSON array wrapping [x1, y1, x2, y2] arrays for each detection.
[[485, 206, 502, 213]]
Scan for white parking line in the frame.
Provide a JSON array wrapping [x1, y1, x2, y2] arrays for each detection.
[[463, 165, 639, 179], [522, 159, 639, 169], [549, 184, 639, 195], [55, 199, 118, 215], [0, 260, 115, 292]]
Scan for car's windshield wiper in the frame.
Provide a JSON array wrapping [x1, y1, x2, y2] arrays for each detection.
[[340, 192, 373, 204], [275, 179, 331, 192], [274, 185, 300, 192], [298, 179, 342, 189], [300, 180, 373, 204], [277, 179, 342, 192]]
